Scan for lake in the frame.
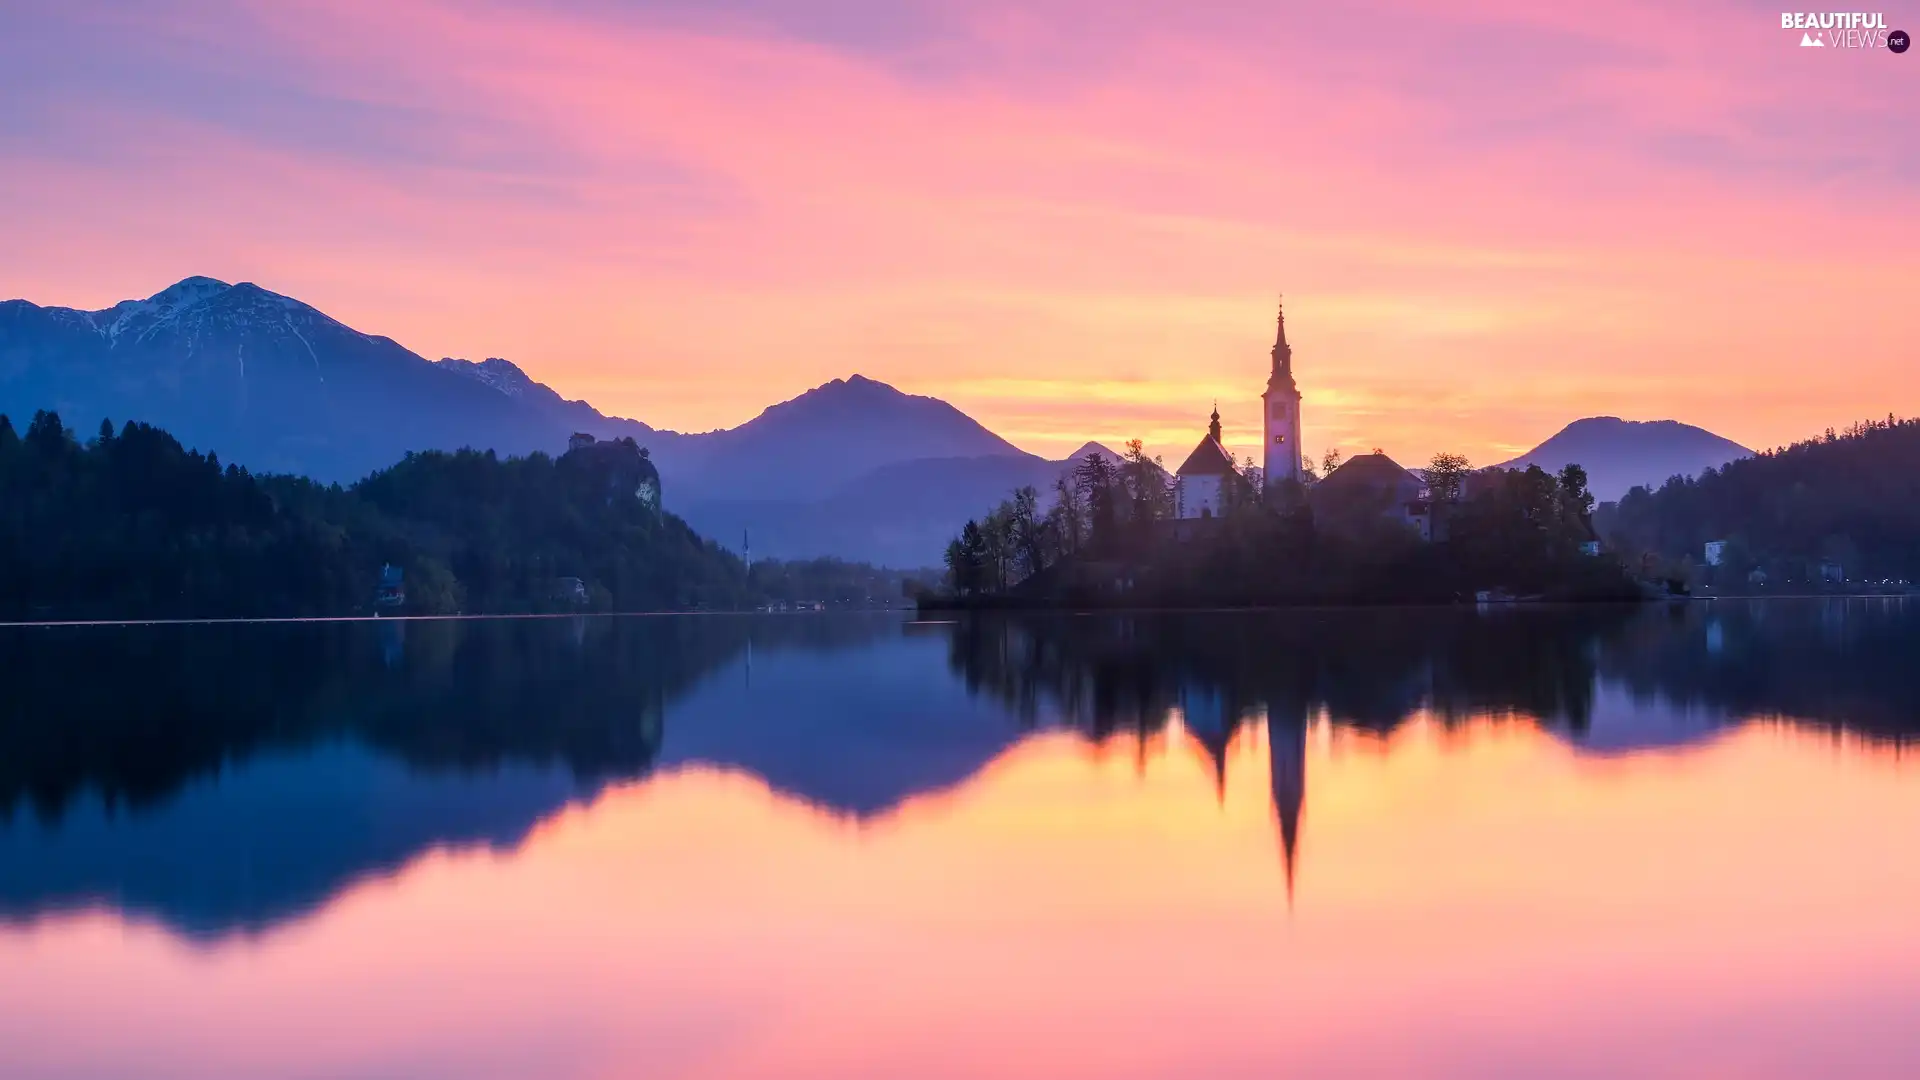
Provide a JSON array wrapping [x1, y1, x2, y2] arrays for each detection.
[[3, 601, 1919, 1079]]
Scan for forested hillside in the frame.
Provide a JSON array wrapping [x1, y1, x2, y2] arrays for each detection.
[[1597, 416, 1920, 581], [0, 411, 751, 619]]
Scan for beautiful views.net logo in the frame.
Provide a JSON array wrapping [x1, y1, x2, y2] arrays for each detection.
[[1781, 11, 1910, 50]]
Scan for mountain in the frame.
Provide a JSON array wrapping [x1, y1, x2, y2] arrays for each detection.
[[664, 374, 1025, 501], [24, 279, 1763, 568], [0, 277, 582, 482], [672, 442, 1149, 567], [436, 355, 668, 450], [1499, 417, 1753, 502], [1060, 440, 1130, 467], [0, 277, 1103, 565], [436, 363, 1027, 503], [1596, 415, 1920, 582], [674, 454, 1060, 568]]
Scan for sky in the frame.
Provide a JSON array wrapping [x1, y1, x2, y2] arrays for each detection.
[[2, 0, 1914, 466]]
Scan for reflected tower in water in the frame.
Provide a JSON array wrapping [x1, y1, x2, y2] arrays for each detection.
[[1268, 706, 1307, 907], [1180, 679, 1312, 904]]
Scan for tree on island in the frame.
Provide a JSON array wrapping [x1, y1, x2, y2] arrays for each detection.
[[1423, 452, 1472, 504], [932, 437, 1626, 608]]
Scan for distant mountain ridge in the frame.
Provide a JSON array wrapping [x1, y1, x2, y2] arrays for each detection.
[[5, 276, 1753, 565], [0, 279, 1033, 542], [665, 373, 1029, 501], [436, 355, 666, 447], [1499, 417, 1753, 502], [2, 277, 560, 481]]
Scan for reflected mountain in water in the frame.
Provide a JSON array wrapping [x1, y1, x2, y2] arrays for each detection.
[[4, 600, 1917, 940], [0, 616, 869, 938], [651, 624, 1028, 818]]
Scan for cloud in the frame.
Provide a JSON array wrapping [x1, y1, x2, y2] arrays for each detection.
[[1, 0, 1913, 466]]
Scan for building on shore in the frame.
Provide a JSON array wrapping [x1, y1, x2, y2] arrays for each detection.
[[375, 563, 406, 611]]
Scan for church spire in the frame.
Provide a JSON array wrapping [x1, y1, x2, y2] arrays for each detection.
[[1208, 401, 1222, 443], [1261, 291, 1303, 487], [1267, 293, 1296, 396]]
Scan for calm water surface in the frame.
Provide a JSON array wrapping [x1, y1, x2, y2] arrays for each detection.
[[3, 602, 1918, 1078]]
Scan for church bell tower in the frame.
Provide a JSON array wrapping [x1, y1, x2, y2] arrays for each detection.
[[1262, 296, 1303, 486]]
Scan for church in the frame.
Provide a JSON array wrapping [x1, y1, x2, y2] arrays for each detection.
[[1174, 299, 1434, 538]]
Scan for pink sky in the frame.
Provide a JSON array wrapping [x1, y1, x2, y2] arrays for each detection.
[[2, 0, 1914, 465]]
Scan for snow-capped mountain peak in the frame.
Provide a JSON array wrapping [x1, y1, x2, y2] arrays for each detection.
[[144, 275, 232, 311], [87, 276, 234, 342], [437, 357, 536, 399]]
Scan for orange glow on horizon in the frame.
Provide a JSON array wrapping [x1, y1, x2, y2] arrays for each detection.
[[3, 1, 1915, 468]]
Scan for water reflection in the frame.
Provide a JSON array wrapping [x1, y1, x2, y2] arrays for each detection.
[[3, 602, 1918, 943], [3, 601, 1920, 1078], [0, 614, 917, 937]]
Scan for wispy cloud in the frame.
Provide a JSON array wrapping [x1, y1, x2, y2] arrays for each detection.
[[1, 0, 1912, 465]]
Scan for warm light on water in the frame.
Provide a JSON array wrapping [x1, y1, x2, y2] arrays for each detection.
[[2, 606, 1918, 1078]]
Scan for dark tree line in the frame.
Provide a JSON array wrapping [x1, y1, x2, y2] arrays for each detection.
[[1, 412, 375, 619], [0, 411, 895, 619], [1597, 415, 1920, 585], [746, 557, 933, 608], [942, 440, 1181, 596], [938, 443, 1627, 607]]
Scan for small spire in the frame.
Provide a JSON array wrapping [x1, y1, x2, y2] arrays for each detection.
[[1208, 402, 1222, 443], [1267, 291, 1296, 396]]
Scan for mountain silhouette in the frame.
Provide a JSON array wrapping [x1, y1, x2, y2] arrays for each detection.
[[5, 279, 1751, 563], [670, 440, 1142, 565], [676, 453, 1066, 567], [0, 277, 565, 481], [667, 374, 1025, 500], [3, 280, 1039, 561], [1060, 440, 1128, 464], [1498, 417, 1752, 502], [0, 277, 1083, 564], [436, 355, 666, 448]]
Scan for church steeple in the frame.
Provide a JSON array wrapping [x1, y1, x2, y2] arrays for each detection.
[[1208, 401, 1222, 443], [1261, 291, 1303, 486], [1267, 294, 1296, 396]]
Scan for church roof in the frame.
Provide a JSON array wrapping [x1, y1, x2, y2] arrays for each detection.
[[1175, 434, 1238, 477], [1320, 452, 1421, 493]]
